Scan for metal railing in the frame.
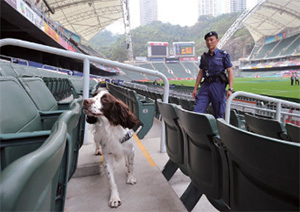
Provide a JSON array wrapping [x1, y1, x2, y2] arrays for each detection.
[[226, 91, 300, 123], [0, 38, 170, 152]]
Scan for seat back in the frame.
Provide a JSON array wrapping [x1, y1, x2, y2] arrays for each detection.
[[18, 77, 58, 111], [286, 123, 300, 143], [0, 76, 42, 133], [176, 107, 223, 199], [58, 101, 82, 180], [244, 113, 287, 139], [157, 100, 187, 175], [217, 119, 300, 211], [0, 121, 67, 211], [0, 62, 18, 77]]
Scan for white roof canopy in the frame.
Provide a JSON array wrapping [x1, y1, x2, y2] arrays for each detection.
[[243, 0, 300, 42], [46, 0, 123, 41]]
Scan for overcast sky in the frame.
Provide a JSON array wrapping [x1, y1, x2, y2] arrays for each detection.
[[106, 0, 258, 34]]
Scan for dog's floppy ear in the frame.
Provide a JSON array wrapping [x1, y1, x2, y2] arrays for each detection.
[[109, 100, 139, 129]]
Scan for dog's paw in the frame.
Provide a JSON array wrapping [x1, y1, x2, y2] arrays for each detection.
[[109, 197, 122, 208], [94, 148, 102, 155], [126, 174, 137, 185]]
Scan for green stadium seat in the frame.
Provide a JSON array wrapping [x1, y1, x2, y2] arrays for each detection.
[[156, 100, 188, 181], [217, 118, 300, 211], [177, 98, 194, 111], [244, 113, 289, 140], [176, 107, 229, 211], [58, 101, 82, 180], [285, 123, 300, 143], [0, 121, 67, 211], [229, 109, 245, 129], [169, 96, 179, 105], [18, 77, 79, 110], [0, 61, 18, 77]]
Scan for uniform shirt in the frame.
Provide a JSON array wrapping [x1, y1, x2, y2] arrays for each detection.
[[199, 48, 232, 77]]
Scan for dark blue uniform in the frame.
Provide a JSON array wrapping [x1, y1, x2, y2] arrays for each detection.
[[194, 48, 232, 118]]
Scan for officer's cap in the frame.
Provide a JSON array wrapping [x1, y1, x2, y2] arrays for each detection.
[[204, 31, 218, 40]]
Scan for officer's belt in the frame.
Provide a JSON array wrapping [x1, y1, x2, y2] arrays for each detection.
[[204, 75, 221, 83]]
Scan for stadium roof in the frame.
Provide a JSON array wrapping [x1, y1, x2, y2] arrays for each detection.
[[243, 0, 300, 42], [45, 0, 123, 41]]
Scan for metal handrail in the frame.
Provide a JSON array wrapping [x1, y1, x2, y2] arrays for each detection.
[[0, 38, 169, 152], [226, 91, 300, 123]]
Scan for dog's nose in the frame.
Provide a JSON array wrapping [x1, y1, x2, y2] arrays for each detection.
[[83, 99, 94, 106]]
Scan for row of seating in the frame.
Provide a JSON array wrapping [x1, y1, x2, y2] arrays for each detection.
[[124, 83, 300, 143], [0, 60, 98, 100], [244, 112, 299, 143], [250, 33, 299, 59], [157, 100, 300, 211], [107, 83, 155, 139], [0, 75, 85, 211]]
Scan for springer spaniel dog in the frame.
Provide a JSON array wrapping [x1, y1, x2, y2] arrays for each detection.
[[83, 89, 139, 208]]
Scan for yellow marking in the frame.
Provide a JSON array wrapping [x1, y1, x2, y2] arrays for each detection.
[[133, 134, 157, 167]]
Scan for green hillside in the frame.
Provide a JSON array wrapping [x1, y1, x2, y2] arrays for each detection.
[[88, 13, 253, 62]]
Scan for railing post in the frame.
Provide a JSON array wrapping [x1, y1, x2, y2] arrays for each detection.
[[276, 102, 281, 122], [83, 58, 90, 145]]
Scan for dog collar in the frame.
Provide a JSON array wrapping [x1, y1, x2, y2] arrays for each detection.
[[120, 130, 134, 144]]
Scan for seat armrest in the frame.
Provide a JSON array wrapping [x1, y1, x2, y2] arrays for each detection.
[[57, 102, 71, 110], [39, 110, 65, 130], [0, 130, 51, 143]]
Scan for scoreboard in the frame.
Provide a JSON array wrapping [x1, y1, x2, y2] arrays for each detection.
[[148, 42, 169, 58], [173, 42, 195, 57]]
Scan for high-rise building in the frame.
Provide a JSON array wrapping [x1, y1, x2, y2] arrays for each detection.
[[230, 0, 247, 13], [140, 0, 157, 26], [198, 0, 223, 17]]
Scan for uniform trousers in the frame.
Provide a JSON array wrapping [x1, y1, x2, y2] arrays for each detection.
[[194, 79, 226, 118]]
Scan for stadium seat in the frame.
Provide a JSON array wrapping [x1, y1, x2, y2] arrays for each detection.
[[156, 100, 188, 181], [18, 77, 75, 111], [0, 121, 67, 211], [217, 118, 300, 211], [0, 76, 82, 175], [58, 100, 83, 180], [229, 109, 245, 129], [176, 107, 229, 211], [0, 61, 18, 77], [285, 123, 300, 143], [177, 98, 195, 111], [169, 95, 179, 105], [244, 113, 289, 140]]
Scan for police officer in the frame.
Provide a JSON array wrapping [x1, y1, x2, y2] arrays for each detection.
[[192, 31, 234, 118]]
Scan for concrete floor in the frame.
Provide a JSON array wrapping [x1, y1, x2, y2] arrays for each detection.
[[65, 118, 218, 212]]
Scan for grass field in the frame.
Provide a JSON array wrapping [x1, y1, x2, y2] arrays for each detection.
[[167, 77, 300, 99]]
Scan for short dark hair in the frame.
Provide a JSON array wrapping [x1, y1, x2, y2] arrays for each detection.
[[204, 31, 218, 40]]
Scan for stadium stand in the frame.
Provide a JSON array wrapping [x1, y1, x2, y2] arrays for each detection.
[[1, 0, 300, 211], [181, 61, 199, 77], [0, 121, 67, 211], [255, 40, 280, 59], [268, 34, 299, 58], [156, 100, 188, 181], [285, 123, 300, 143], [217, 118, 300, 211], [152, 62, 175, 79], [176, 107, 229, 211], [165, 63, 187, 78], [0, 75, 84, 210], [244, 113, 290, 140]]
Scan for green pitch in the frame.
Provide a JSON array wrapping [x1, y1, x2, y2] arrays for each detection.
[[167, 78, 300, 99]]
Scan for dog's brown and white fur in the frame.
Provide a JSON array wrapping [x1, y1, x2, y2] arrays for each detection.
[[83, 89, 139, 208]]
